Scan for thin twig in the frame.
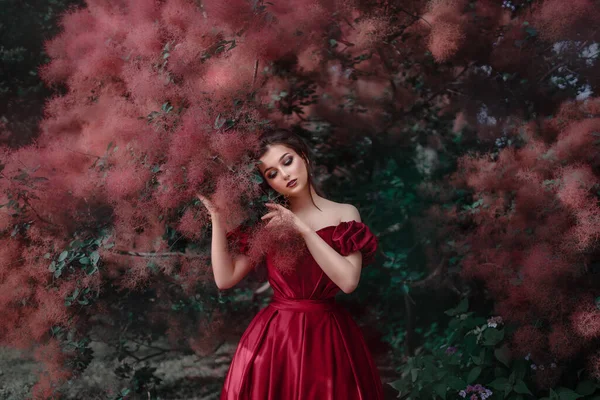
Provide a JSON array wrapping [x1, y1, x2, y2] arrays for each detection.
[[252, 59, 259, 86], [424, 62, 473, 104], [65, 147, 101, 160], [411, 256, 447, 289], [0, 171, 57, 226], [112, 249, 203, 258], [538, 39, 591, 83], [396, 6, 432, 28]]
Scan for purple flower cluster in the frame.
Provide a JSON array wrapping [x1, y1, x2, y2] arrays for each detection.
[[445, 346, 458, 355], [502, 0, 516, 11], [458, 384, 493, 400], [525, 353, 558, 370], [487, 316, 503, 328], [530, 363, 557, 371]]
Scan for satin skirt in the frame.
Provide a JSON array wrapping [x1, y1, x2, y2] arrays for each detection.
[[220, 295, 385, 399]]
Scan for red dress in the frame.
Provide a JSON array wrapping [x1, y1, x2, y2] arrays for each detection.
[[220, 220, 384, 399]]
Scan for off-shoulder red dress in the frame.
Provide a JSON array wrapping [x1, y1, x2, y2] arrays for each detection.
[[220, 220, 384, 400]]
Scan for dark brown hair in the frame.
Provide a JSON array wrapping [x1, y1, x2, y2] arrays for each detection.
[[255, 128, 325, 211]]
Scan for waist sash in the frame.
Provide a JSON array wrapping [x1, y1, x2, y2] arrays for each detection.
[[269, 295, 337, 312]]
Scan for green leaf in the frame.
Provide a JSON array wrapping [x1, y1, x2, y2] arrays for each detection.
[[508, 371, 517, 385], [251, 173, 264, 184], [495, 344, 511, 367], [505, 383, 514, 398], [387, 379, 405, 393], [514, 380, 532, 395], [85, 266, 98, 276], [556, 387, 583, 400], [489, 377, 509, 391], [79, 257, 90, 265], [445, 298, 469, 316], [433, 382, 447, 400], [410, 368, 419, 383], [575, 380, 596, 396], [422, 361, 436, 382], [448, 317, 460, 330], [483, 328, 504, 346], [471, 349, 484, 365], [467, 366, 482, 384], [48, 261, 56, 272], [447, 376, 466, 390], [402, 283, 410, 294], [58, 251, 68, 262], [214, 113, 226, 129], [525, 27, 538, 37], [90, 251, 100, 266]]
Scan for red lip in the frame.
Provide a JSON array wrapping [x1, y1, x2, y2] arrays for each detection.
[[287, 179, 297, 187]]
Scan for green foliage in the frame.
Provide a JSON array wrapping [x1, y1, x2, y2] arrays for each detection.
[[50, 326, 94, 377], [114, 364, 162, 398], [49, 230, 112, 282], [390, 298, 600, 400], [0, 0, 83, 147]]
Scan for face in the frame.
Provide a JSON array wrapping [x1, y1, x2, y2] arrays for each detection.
[[258, 144, 309, 196]]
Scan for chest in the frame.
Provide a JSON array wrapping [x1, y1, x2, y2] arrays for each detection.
[[294, 208, 343, 232]]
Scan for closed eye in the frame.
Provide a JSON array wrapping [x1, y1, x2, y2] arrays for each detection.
[[267, 157, 293, 179]]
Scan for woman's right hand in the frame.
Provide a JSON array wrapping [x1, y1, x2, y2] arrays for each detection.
[[197, 193, 220, 218]]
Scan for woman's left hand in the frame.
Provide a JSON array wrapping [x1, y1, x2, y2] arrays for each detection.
[[262, 202, 311, 235]]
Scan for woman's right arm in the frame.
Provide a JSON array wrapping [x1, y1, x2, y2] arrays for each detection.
[[197, 193, 255, 290], [210, 214, 255, 290]]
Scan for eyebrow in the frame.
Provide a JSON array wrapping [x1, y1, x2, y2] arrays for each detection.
[[262, 153, 290, 175]]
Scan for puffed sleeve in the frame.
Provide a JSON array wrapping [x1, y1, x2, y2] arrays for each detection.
[[225, 224, 250, 255], [331, 221, 378, 267]]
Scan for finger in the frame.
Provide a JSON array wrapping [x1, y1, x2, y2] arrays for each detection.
[[265, 203, 284, 211], [261, 211, 277, 220], [263, 214, 286, 226], [265, 216, 283, 227], [198, 195, 210, 205]]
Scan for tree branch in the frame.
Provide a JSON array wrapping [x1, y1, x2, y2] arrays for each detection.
[[112, 249, 203, 258]]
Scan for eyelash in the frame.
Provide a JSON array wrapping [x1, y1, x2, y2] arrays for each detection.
[[267, 157, 293, 179]]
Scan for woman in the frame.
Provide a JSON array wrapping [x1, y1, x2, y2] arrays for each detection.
[[198, 129, 384, 399]]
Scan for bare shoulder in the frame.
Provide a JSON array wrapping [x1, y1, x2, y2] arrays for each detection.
[[326, 200, 361, 223]]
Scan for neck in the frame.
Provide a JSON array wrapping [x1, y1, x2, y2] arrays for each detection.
[[288, 185, 323, 213]]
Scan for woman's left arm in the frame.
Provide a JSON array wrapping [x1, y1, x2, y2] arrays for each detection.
[[299, 205, 363, 294]]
